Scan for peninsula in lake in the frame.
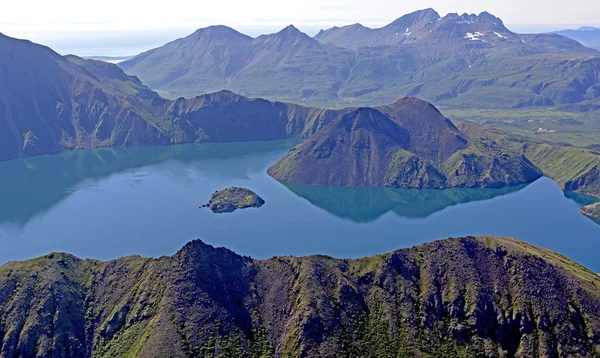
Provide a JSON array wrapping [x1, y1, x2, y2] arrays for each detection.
[[268, 97, 542, 189]]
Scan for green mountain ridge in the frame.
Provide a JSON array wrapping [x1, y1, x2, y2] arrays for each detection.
[[0, 236, 598, 357]]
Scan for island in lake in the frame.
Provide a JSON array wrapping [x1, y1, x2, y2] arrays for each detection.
[[202, 187, 265, 213]]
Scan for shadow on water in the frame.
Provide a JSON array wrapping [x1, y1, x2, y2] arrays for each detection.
[[282, 183, 530, 223], [0, 139, 300, 224]]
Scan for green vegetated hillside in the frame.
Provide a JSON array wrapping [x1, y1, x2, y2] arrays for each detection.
[[268, 97, 542, 189], [442, 107, 600, 149], [0, 236, 598, 357], [120, 10, 600, 112], [455, 121, 600, 198]]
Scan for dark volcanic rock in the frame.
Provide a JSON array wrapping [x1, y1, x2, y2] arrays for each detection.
[[206, 187, 265, 213], [0, 236, 599, 357]]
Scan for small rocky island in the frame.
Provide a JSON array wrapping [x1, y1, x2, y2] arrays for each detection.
[[581, 202, 600, 224], [202, 187, 265, 213]]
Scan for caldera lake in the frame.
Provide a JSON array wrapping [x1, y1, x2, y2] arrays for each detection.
[[1, 139, 599, 271]]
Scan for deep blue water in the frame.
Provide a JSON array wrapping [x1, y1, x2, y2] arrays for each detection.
[[0, 140, 599, 271]]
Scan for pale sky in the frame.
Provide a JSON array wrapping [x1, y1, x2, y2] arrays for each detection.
[[2, 0, 599, 56]]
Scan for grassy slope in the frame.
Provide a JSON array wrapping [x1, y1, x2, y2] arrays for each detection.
[[444, 107, 600, 149], [0, 236, 599, 357], [456, 120, 600, 198]]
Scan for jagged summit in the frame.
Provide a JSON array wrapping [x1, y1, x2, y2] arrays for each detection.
[[314, 9, 515, 47], [439, 11, 513, 36]]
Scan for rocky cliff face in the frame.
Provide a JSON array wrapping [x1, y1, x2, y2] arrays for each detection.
[[268, 98, 542, 189], [0, 236, 599, 357]]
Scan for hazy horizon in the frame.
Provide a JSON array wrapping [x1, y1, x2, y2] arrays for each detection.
[[3, 23, 599, 58], [2, 1, 599, 57]]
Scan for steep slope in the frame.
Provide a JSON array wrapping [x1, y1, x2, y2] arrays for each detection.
[[117, 11, 600, 110], [0, 236, 599, 357], [0, 33, 172, 161], [376, 97, 470, 164], [268, 98, 541, 189]]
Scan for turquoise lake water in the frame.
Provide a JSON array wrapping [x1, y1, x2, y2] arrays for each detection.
[[0, 139, 599, 271]]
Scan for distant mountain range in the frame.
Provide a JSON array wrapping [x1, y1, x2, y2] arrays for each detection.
[[119, 9, 600, 110], [555, 26, 600, 50], [1, 236, 599, 356]]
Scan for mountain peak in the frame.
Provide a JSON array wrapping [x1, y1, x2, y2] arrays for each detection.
[[190, 25, 251, 43], [338, 107, 397, 131], [387, 8, 441, 30], [390, 8, 441, 24], [276, 24, 307, 38], [258, 24, 320, 48]]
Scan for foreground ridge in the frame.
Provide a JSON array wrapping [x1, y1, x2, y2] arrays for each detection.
[[0, 236, 598, 357]]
